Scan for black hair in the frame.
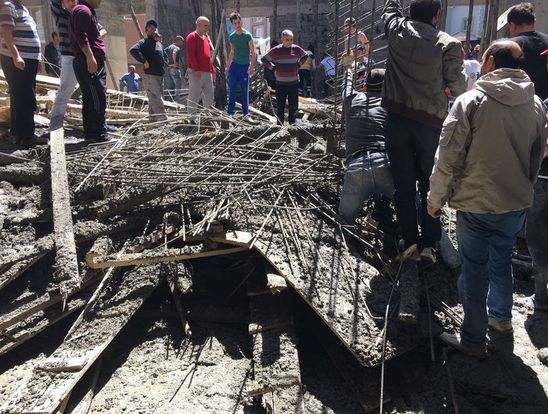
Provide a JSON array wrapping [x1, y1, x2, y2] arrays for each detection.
[[229, 12, 241, 22], [410, 0, 441, 24], [507, 3, 535, 26], [366, 68, 386, 92], [145, 19, 158, 29], [485, 41, 522, 69], [51, 31, 58, 39], [270, 40, 279, 48]]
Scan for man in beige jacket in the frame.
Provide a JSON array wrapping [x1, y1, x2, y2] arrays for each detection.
[[428, 40, 547, 357]]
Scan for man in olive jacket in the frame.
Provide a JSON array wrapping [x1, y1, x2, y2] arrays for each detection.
[[382, 0, 465, 263], [428, 40, 547, 357]]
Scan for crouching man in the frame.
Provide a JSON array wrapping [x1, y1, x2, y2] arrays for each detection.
[[428, 40, 547, 357]]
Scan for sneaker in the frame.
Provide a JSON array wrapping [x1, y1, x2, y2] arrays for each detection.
[[439, 332, 487, 359], [420, 247, 437, 264], [488, 319, 513, 334]]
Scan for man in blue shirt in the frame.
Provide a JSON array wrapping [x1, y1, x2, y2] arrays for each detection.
[[119, 65, 141, 93], [226, 11, 255, 117]]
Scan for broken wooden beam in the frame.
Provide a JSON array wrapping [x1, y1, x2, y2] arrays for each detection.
[[0, 264, 165, 414], [50, 127, 79, 298], [86, 245, 248, 269]]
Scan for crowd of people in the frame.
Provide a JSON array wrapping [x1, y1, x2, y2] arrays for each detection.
[[339, 0, 547, 359], [1, 0, 548, 360]]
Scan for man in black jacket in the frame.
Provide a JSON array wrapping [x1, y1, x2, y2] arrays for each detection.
[[130, 20, 167, 120], [508, 2, 548, 100], [382, 0, 465, 264]]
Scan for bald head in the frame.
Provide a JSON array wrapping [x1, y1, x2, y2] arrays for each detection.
[[481, 40, 523, 75], [196, 16, 210, 35]]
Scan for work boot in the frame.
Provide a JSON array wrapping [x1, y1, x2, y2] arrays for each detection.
[[440, 332, 487, 359], [488, 319, 513, 334]]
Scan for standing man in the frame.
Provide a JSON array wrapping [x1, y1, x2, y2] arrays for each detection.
[[164, 35, 184, 102], [382, 0, 465, 263], [0, 0, 41, 148], [130, 20, 167, 121], [428, 41, 547, 357], [70, 0, 108, 142], [226, 12, 255, 118], [50, 0, 78, 130], [44, 31, 61, 77], [341, 17, 369, 69], [186, 16, 215, 114], [261, 30, 307, 125], [119, 65, 141, 93], [507, 2, 548, 100]]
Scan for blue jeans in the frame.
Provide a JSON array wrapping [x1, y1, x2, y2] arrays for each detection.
[[338, 152, 394, 224], [164, 67, 182, 102], [227, 62, 250, 115], [457, 210, 526, 344]]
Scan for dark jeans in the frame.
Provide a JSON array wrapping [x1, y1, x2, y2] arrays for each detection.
[[0, 55, 38, 143], [73, 55, 107, 140], [385, 112, 441, 249], [298, 69, 312, 97], [275, 83, 299, 125], [457, 210, 525, 344], [526, 179, 548, 306]]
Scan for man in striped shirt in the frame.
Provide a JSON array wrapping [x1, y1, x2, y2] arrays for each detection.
[[261, 30, 307, 125], [0, 0, 41, 148]]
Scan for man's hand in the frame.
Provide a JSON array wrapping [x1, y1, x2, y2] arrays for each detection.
[[427, 205, 442, 218], [247, 65, 254, 76], [194, 71, 202, 80], [444, 87, 453, 97], [86, 55, 98, 74], [143, 60, 150, 70], [13, 55, 25, 70]]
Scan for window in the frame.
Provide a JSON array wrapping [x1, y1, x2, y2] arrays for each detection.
[[252, 17, 263, 23]]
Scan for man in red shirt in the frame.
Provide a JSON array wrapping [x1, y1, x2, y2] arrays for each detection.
[[186, 16, 214, 114]]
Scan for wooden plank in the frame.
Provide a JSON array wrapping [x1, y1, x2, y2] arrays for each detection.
[[86, 245, 248, 269], [50, 128, 79, 298], [0, 265, 164, 414]]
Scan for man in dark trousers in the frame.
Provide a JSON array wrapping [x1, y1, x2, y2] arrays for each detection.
[[44, 31, 61, 77], [382, 0, 465, 263], [261, 30, 307, 125], [69, 0, 108, 142], [508, 2, 548, 100], [130, 20, 167, 120]]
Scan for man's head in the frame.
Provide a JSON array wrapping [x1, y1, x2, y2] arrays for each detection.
[[480, 40, 523, 75], [175, 35, 184, 47], [86, 0, 101, 8], [281, 30, 294, 48], [410, 0, 441, 26], [62, 0, 76, 12], [230, 12, 242, 31], [365, 68, 385, 94], [51, 32, 60, 45], [196, 16, 210, 35], [145, 20, 158, 37], [129, 65, 136, 74], [344, 17, 357, 34], [153, 32, 162, 42], [507, 3, 535, 37]]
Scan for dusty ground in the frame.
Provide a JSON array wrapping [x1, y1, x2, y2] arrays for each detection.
[[1, 128, 547, 413]]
